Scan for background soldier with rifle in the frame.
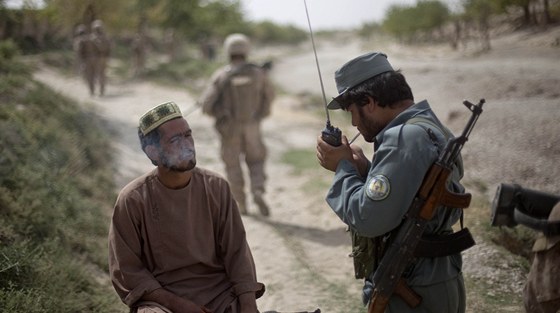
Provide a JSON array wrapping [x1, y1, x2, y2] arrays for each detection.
[[316, 51, 478, 312]]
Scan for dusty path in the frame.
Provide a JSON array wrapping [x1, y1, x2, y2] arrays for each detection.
[[34, 25, 559, 313]]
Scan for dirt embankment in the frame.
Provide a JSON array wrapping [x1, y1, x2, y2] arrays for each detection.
[[34, 25, 560, 313]]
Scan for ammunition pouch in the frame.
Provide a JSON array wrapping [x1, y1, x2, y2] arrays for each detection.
[[350, 229, 389, 279]]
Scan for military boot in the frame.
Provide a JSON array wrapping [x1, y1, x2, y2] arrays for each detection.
[[254, 191, 270, 217]]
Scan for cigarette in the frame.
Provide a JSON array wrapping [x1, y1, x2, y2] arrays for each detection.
[[349, 132, 360, 144]]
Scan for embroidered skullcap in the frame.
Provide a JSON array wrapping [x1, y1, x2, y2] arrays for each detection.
[[139, 101, 182, 135]]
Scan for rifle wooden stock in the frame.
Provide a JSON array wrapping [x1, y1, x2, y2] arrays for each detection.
[[369, 278, 422, 313], [418, 163, 472, 221]]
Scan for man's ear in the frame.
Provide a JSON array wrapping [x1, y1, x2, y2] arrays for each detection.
[[145, 145, 159, 163], [365, 96, 377, 113]]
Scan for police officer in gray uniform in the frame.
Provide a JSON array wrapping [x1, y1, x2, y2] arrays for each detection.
[[316, 52, 467, 312]]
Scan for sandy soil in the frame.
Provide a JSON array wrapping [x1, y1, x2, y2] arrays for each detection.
[[34, 25, 560, 313]]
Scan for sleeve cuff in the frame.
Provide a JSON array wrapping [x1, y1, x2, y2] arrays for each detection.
[[124, 279, 162, 307], [232, 282, 266, 299]]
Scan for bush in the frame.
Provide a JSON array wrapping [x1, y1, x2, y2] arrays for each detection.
[[0, 39, 30, 75], [0, 51, 124, 312]]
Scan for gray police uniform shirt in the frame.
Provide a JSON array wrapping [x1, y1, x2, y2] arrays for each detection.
[[326, 100, 464, 286]]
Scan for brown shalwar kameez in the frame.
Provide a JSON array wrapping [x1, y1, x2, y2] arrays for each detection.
[[108, 167, 263, 313]]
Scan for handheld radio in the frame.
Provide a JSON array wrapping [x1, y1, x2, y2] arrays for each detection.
[[303, 0, 342, 147]]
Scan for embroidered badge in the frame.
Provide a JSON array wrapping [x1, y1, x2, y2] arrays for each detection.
[[366, 175, 390, 201]]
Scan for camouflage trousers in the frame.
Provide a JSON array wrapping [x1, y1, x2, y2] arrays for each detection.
[[82, 56, 108, 96], [216, 121, 267, 210]]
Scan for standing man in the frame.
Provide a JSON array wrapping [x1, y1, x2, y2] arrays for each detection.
[[108, 101, 265, 313], [91, 19, 111, 96], [132, 32, 147, 78], [72, 24, 87, 75], [316, 52, 468, 312], [74, 23, 96, 96], [199, 33, 275, 216]]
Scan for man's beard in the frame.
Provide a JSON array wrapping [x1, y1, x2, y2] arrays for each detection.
[[357, 106, 382, 143], [160, 148, 196, 172]]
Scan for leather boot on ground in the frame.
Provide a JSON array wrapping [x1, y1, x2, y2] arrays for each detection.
[[254, 192, 270, 217]]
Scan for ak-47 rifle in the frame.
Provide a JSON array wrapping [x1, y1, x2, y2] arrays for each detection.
[[368, 99, 485, 313]]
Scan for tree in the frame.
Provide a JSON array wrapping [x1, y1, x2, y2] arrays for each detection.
[[382, 1, 450, 43], [462, 0, 501, 51], [496, 0, 535, 25]]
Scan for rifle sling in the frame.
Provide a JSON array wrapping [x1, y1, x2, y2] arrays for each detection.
[[414, 227, 475, 258]]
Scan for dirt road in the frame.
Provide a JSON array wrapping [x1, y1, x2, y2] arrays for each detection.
[[34, 25, 559, 313]]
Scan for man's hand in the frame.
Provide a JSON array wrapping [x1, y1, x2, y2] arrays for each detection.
[[316, 135, 353, 172], [350, 144, 369, 177]]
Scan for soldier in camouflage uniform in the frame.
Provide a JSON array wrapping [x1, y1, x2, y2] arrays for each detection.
[[72, 24, 87, 75], [74, 23, 97, 96], [199, 33, 275, 216], [90, 19, 111, 96], [524, 202, 560, 313]]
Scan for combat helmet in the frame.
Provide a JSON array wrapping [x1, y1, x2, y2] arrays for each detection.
[[92, 19, 104, 30], [224, 33, 250, 56]]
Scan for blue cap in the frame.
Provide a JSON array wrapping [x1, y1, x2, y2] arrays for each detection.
[[327, 52, 394, 110]]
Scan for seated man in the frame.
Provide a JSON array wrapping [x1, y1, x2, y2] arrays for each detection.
[[108, 101, 264, 313]]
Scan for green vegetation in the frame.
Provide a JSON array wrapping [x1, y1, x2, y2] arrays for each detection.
[[0, 40, 125, 312], [280, 147, 332, 196], [380, 0, 560, 46], [383, 0, 450, 42], [281, 148, 318, 175]]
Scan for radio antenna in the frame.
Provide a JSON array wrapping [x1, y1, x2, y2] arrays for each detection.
[[303, 0, 341, 146], [304, 0, 331, 123]]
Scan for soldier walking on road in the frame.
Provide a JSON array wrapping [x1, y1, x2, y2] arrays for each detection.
[[74, 23, 96, 96], [72, 24, 87, 75], [90, 19, 111, 96], [132, 32, 147, 78], [199, 33, 275, 216]]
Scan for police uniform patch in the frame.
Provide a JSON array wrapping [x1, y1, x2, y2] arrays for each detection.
[[366, 175, 390, 201]]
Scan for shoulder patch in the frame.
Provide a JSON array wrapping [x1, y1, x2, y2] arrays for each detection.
[[366, 175, 390, 201]]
